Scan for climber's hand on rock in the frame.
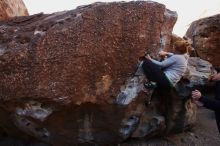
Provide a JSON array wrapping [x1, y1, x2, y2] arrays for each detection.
[[145, 54, 151, 60], [158, 51, 168, 56]]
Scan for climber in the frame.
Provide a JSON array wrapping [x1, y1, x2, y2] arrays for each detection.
[[141, 40, 190, 134], [192, 69, 220, 133], [142, 40, 190, 90]]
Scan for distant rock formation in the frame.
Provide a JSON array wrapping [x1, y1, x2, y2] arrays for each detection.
[[185, 14, 220, 68], [0, 0, 28, 21], [0, 1, 213, 146]]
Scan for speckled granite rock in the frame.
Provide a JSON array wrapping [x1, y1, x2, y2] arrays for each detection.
[[185, 14, 220, 68], [0, 1, 212, 146]]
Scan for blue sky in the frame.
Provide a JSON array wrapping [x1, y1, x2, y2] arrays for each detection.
[[23, 0, 220, 36]]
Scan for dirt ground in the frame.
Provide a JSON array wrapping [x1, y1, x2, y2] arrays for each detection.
[[166, 107, 220, 146], [122, 107, 220, 146], [0, 108, 220, 146]]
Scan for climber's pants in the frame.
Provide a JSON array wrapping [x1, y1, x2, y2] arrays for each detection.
[[142, 59, 172, 90]]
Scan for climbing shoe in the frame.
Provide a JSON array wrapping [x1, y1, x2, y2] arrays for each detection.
[[144, 81, 157, 89]]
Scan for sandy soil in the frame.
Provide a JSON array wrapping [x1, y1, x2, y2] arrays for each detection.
[[122, 107, 220, 146]]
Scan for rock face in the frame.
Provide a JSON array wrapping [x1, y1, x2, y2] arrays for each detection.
[[0, 0, 28, 21], [0, 1, 213, 145], [185, 14, 220, 68]]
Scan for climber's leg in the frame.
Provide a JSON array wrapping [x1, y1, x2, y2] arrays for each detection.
[[142, 59, 171, 89]]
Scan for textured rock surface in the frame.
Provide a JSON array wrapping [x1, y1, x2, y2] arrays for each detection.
[[0, 0, 28, 21], [185, 14, 220, 68], [0, 1, 213, 146]]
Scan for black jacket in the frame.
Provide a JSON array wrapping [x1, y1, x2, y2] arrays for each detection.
[[199, 81, 220, 133]]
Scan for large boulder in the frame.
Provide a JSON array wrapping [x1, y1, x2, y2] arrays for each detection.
[[0, 1, 213, 145], [185, 14, 220, 68], [0, 0, 28, 21]]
